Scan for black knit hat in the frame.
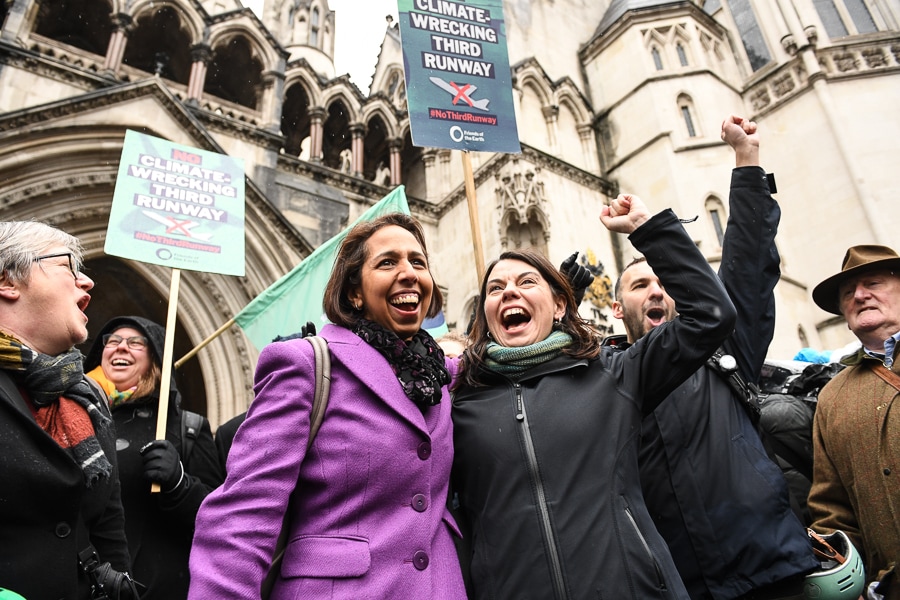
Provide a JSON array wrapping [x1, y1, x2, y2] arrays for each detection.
[[84, 315, 166, 372]]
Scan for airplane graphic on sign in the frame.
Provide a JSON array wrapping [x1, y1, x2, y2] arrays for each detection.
[[429, 77, 490, 112]]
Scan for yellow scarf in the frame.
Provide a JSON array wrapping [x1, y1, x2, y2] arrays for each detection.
[[86, 366, 135, 407]]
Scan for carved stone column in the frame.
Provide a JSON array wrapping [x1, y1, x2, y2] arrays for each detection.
[[422, 148, 439, 202], [542, 105, 560, 153], [578, 124, 599, 175], [308, 107, 326, 163], [187, 44, 212, 103], [388, 137, 403, 186], [438, 149, 452, 197], [349, 123, 366, 176], [1, 0, 31, 44], [258, 68, 285, 131], [102, 13, 133, 75]]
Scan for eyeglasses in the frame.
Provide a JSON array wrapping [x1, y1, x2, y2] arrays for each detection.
[[102, 334, 149, 350], [33, 252, 80, 279]]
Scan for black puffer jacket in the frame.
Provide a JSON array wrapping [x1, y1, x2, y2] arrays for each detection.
[[451, 210, 736, 599], [635, 167, 818, 599], [84, 316, 224, 600]]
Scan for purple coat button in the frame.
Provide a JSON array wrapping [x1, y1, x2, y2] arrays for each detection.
[[413, 550, 429, 570], [412, 493, 428, 512], [417, 441, 431, 460]]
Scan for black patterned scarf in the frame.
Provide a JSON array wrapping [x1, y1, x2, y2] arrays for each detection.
[[0, 332, 112, 487], [352, 319, 451, 413]]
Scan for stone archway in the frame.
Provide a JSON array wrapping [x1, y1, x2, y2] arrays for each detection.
[[77, 255, 208, 416]]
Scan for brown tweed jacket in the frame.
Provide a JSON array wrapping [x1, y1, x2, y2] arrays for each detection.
[[809, 348, 900, 599]]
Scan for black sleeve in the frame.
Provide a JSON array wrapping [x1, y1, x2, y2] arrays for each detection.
[[214, 411, 247, 471], [719, 166, 781, 383], [159, 411, 226, 523], [626, 209, 737, 413], [85, 388, 132, 573]]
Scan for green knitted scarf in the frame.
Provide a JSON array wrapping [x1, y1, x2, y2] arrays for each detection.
[[484, 330, 573, 375]]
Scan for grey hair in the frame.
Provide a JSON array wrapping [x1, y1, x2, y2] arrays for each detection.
[[0, 221, 83, 283]]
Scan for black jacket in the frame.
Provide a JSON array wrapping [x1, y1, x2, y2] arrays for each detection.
[[85, 316, 225, 600], [0, 370, 130, 599], [451, 210, 736, 600], [635, 167, 818, 599]]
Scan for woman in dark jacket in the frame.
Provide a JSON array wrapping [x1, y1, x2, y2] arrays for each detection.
[[84, 316, 224, 599], [0, 220, 134, 600], [450, 195, 736, 599]]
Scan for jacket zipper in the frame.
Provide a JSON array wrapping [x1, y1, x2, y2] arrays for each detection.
[[623, 504, 667, 591], [515, 382, 568, 599]]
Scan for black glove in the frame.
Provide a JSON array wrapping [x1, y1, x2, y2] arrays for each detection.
[[140, 439, 184, 493], [272, 321, 317, 343], [560, 252, 594, 306], [90, 562, 142, 600], [79, 546, 143, 600]]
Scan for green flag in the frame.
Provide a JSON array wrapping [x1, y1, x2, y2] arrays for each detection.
[[235, 187, 414, 350]]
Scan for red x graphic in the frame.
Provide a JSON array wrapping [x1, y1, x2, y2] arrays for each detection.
[[165, 219, 194, 236], [449, 82, 474, 107]]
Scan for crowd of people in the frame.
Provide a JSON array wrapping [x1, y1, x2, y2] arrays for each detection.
[[0, 114, 895, 600]]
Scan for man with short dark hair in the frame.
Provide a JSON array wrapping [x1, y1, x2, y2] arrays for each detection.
[[612, 116, 817, 599], [809, 245, 900, 600]]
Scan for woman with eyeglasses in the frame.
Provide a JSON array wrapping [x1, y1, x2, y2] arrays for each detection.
[[84, 316, 225, 600], [0, 222, 137, 600]]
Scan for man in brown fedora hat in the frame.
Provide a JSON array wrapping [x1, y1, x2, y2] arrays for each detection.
[[808, 244, 900, 600]]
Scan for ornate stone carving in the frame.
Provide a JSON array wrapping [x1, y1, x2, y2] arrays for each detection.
[[749, 87, 771, 111], [772, 73, 795, 98], [494, 160, 546, 226], [804, 25, 818, 48], [781, 34, 797, 56], [833, 53, 858, 72], [862, 48, 887, 69]]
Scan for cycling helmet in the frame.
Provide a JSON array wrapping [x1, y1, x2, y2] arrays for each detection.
[[803, 529, 865, 599], [0, 589, 26, 600]]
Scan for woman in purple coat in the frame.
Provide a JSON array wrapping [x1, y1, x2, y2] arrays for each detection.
[[188, 213, 467, 599]]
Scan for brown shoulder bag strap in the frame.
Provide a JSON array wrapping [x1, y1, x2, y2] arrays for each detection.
[[871, 361, 900, 393], [307, 335, 331, 446], [261, 335, 330, 598]]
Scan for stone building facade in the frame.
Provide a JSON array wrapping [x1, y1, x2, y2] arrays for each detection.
[[0, 0, 897, 424]]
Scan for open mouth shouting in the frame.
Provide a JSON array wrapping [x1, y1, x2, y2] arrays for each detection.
[[501, 306, 531, 331], [645, 305, 669, 327], [77, 293, 91, 322]]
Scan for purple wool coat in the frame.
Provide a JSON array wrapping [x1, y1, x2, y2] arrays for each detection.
[[188, 324, 466, 599]]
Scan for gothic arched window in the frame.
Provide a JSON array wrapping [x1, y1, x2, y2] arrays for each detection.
[[651, 47, 663, 70], [814, 0, 878, 38], [676, 43, 689, 66], [705, 196, 727, 247], [678, 95, 699, 138], [310, 7, 320, 48], [725, 0, 772, 71]]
